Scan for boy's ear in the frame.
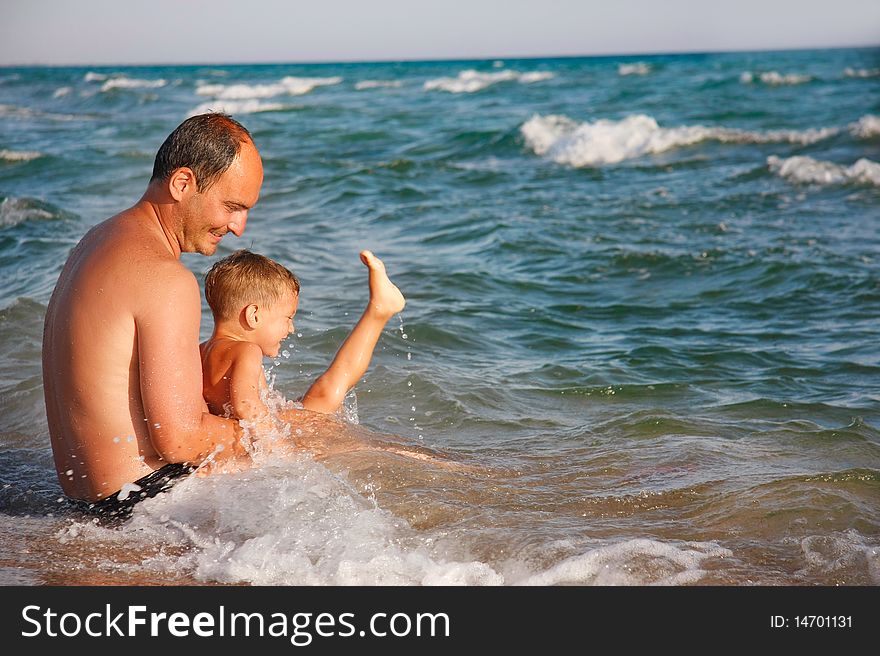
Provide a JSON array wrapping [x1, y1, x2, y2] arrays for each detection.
[[243, 304, 259, 329]]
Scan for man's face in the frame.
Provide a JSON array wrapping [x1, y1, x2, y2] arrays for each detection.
[[180, 140, 263, 256]]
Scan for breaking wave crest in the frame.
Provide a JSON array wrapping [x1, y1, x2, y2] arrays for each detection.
[[196, 76, 342, 100], [521, 113, 838, 167], [424, 69, 553, 93], [767, 155, 880, 186]]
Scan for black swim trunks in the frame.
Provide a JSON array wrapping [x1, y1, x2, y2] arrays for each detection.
[[68, 462, 195, 523]]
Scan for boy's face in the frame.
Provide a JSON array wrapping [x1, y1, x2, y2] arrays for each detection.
[[254, 292, 298, 357]]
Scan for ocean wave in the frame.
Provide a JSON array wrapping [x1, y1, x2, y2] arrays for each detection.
[[423, 69, 553, 93], [520, 113, 838, 167], [844, 67, 880, 78], [187, 99, 289, 117], [60, 456, 504, 586], [0, 197, 56, 227], [54, 449, 739, 585], [0, 104, 82, 122], [740, 71, 812, 85], [0, 149, 42, 162], [767, 155, 880, 186], [798, 530, 880, 584], [850, 114, 880, 138], [618, 62, 651, 76], [100, 76, 167, 92], [521, 539, 732, 585], [52, 86, 72, 98], [355, 80, 403, 90], [83, 71, 108, 82], [196, 76, 342, 100]]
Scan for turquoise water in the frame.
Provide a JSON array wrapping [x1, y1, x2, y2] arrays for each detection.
[[1, 48, 879, 585]]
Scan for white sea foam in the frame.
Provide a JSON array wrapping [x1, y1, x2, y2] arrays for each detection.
[[52, 86, 71, 98], [0, 149, 42, 162], [618, 62, 651, 76], [741, 71, 812, 85], [849, 114, 880, 138], [355, 79, 403, 90], [844, 67, 880, 78], [83, 71, 108, 82], [423, 69, 553, 93], [196, 76, 342, 100], [187, 99, 289, 118], [100, 76, 167, 92], [767, 155, 880, 186], [521, 113, 838, 167]]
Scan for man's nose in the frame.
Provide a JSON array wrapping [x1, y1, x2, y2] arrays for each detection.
[[228, 214, 247, 237]]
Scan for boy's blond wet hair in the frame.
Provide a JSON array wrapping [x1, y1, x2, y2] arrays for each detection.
[[205, 249, 300, 321]]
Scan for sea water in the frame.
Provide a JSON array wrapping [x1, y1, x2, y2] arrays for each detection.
[[0, 47, 878, 585]]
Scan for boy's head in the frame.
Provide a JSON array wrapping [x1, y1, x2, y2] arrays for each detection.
[[205, 249, 300, 322]]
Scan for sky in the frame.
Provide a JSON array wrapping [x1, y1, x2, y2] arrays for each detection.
[[2, 0, 879, 66]]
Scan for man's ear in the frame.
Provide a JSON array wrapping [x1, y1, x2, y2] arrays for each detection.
[[168, 167, 197, 201], [243, 304, 259, 329]]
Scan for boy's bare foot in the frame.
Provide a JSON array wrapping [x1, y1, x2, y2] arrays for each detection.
[[361, 250, 406, 318]]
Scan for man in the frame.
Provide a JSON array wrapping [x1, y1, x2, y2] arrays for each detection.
[[42, 113, 262, 509]]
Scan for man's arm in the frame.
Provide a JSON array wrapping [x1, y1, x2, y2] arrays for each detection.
[[136, 266, 248, 464]]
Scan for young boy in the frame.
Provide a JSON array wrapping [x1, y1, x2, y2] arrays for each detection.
[[200, 249, 406, 428]]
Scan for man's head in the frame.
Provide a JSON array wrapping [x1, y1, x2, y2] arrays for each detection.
[[152, 113, 263, 255], [205, 250, 300, 357], [152, 112, 253, 193]]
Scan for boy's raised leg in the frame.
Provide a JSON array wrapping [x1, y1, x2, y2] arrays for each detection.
[[300, 251, 405, 414]]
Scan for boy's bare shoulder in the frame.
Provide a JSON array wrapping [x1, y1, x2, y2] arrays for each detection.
[[227, 340, 264, 363], [202, 338, 263, 364]]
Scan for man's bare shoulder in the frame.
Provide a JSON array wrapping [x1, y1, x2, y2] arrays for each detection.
[[79, 206, 191, 279], [135, 262, 200, 318]]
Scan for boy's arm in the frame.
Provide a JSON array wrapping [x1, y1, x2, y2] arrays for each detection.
[[227, 342, 271, 421]]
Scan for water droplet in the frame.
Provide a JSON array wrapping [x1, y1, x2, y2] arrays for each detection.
[[401, 333, 408, 339], [282, 349, 290, 358], [406, 352, 412, 360]]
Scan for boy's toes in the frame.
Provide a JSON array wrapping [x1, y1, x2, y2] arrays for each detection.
[[360, 250, 384, 270]]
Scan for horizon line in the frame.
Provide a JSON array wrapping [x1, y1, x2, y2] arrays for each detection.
[[2, 42, 878, 69]]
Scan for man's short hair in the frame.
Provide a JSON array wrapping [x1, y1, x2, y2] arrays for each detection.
[[205, 250, 300, 321], [151, 113, 253, 192]]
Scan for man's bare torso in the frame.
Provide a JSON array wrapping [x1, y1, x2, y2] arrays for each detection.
[[43, 207, 189, 501]]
